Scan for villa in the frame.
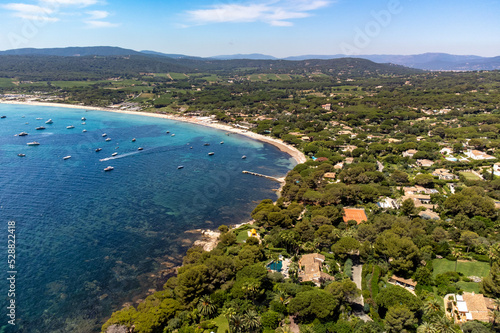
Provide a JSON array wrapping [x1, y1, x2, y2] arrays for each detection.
[[298, 253, 333, 286]]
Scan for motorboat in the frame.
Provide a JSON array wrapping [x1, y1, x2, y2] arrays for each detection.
[[66, 125, 74, 129], [36, 126, 46, 130], [137, 147, 143, 151], [63, 156, 71, 160], [208, 152, 215, 156], [132, 138, 136, 142], [18, 132, 28, 136], [102, 133, 107, 137], [27, 141, 40, 146], [95, 148, 102, 152], [111, 152, 118, 156], [104, 166, 114, 171], [45, 119, 53, 124], [220, 141, 224, 144], [81, 122, 86, 125], [171, 134, 175, 137], [166, 131, 170, 134], [0, 115, 6, 119], [81, 117, 86, 121], [203, 143, 210, 146], [36, 117, 42, 120], [105, 138, 111, 141], [82, 129, 87, 132], [177, 166, 184, 169], [242, 155, 247, 159], [18, 153, 25, 157]]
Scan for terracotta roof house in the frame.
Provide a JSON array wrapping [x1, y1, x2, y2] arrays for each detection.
[[298, 253, 333, 286], [416, 159, 435, 167], [389, 275, 417, 291], [323, 172, 336, 179], [402, 149, 418, 157], [343, 207, 367, 224], [432, 168, 457, 180], [465, 149, 495, 160], [455, 293, 491, 323], [315, 157, 329, 162]]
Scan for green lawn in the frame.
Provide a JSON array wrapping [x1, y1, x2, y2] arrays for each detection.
[[459, 172, 482, 181], [457, 281, 481, 293], [432, 259, 490, 277], [169, 73, 189, 80], [237, 230, 249, 243], [213, 315, 228, 333]]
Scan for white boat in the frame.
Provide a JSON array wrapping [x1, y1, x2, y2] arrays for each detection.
[[208, 152, 215, 156], [18, 153, 26, 157], [171, 134, 175, 137], [132, 138, 136, 142], [137, 147, 143, 151], [67, 125, 74, 129], [105, 138, 111, 141], [81, 122, 86, 125], [81, 117, 86, 121], [102, 133, 107, 137], [112, 152, 118, 156], [177, 166, 184, 169], [82, 129, 87, 132], [95, 148, 102, 152], [45, 119, 53, 124], [220, 141, 224, 144], [63, 156, 71, 160], [18, 132, 28, 136], [104, 166, 114, 171], [36, 117, 42, 120], [27, 141, 40, 146], [242, 155, 247, 159], [36, 126, 46, 130]]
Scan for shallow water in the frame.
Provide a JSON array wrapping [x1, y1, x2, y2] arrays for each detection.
[[0, 104, 295, 332]]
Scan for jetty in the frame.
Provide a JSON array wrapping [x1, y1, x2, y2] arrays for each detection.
[[242, 170, 285, 183]]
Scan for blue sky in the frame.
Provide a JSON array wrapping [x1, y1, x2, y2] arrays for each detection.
[[0, 0, 499, 57]]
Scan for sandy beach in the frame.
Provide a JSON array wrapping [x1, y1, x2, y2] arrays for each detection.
[[0, 100, 307, 165]]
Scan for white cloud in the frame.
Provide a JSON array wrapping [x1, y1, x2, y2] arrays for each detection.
[[185, 0, 331, 27], [86, 10, 108, 20], [83, 10, 118, 28], [1, 2, 59, 21], [2, 0, 119, 28], [39, 0, 98, 7], [84, 20, 119, 28]]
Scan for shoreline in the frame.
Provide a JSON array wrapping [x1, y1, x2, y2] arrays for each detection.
[[0, 100, 307, 165]]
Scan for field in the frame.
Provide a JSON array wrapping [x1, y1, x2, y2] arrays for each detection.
[[432, 259, 490, 277], [0, 78, 14, 88], [457, 281, 481, 293], [459, 171, 482, 181]]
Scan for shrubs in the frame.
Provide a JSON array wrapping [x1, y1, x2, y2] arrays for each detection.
[[344, 258, 353, 279]]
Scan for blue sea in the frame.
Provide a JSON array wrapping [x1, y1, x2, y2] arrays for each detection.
[[0, 104, 296, 332]]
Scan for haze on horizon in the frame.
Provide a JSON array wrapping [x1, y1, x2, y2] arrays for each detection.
[[0, 0, 499, 58]]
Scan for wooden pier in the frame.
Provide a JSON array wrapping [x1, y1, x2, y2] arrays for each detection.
[[242, 170, 285, 183]]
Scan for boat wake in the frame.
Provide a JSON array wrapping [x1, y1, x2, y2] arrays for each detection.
[[99, 145, 186, 162]]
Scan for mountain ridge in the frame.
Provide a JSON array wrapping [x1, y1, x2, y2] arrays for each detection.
[[0, 46, 498, 71]]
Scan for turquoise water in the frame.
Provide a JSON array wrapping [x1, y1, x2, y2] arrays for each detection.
[[0, 104, 295, 332], [266, 260, 283, 272]]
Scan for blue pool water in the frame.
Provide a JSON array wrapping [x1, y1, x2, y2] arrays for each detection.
[[0, 104, 296, 332], [267, 261, 283, 272]]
